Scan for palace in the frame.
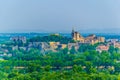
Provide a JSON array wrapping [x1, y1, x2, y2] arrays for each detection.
[[71, 28, 105, 45]]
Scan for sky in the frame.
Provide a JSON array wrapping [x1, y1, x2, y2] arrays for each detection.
[[0, 0, 120, 33]]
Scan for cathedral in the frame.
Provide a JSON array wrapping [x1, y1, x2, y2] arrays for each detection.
[[71, 28, 105, 45], [71, 28, 84, 43]]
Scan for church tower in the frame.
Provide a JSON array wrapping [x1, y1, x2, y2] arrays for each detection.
[[72, 27, 74, 33], [71, 27, 84, 42], [71, 27, 75, 39]]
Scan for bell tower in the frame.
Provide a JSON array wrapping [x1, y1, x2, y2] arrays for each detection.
[[72, 27, 74, 33], [71, 27, 75, 39]]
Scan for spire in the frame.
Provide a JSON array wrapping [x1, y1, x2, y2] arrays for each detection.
[[72, 27, 75, 33]]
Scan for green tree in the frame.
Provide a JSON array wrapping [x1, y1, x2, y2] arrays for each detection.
[[70, 46, 76, 54]]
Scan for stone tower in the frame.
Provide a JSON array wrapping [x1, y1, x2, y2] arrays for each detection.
[[71, 28, 84, 42], [71, 27, 75, 38]]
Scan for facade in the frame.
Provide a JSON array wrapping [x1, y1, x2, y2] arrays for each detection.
[[49, 42, 60, 49], [10, 36, 27, 43], [106, 39, 120, 48], [58, 44, 67, 49], [72, 28, 84, 42], [71, 28, 105, 44], [114, 43, 120, 48], [68, 43, 79, 50], [96, 45, 109, 53]]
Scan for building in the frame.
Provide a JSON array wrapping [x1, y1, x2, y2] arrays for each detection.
[[98, 37, 105, 43], [72, 28, 84, 43], [85, 34, 105, 45], [27, 42, 52, 53], [71, 28, 105, 45], [106, 39, 119, 43], [58, 44, 67, 49], [106, 39, 120, 48], [10, 36, 27, 44], [96, 45, 109, 53], [68, 43, 79, 50], [49, 42, 60, 49], [114, 43, 120, 48]]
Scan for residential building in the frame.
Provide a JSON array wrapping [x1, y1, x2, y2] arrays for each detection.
[[49, 42, 60, 49], [10, 36, 27, 43], [96, 45, 109, 53]]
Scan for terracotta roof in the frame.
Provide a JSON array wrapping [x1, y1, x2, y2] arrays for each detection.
[[97, 45, 109, 50]]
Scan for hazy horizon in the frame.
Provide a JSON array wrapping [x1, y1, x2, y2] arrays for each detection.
[[0, 0, 120, 33]]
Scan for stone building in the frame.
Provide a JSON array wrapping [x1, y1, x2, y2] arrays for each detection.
[[71, 28, 84, 43], [71, 28, 105, 45], [49, 42, 60, 49], [96, 45, 109, 53], [68, 43, 79, 50], [10, 36, 27, 44]]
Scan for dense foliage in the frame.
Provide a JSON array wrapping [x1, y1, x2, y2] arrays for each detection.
[[29, 34, 72, 44], [0, 43, 120, 80], [0, 34, 120, 80]]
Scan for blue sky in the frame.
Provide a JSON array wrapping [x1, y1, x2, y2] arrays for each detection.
[[0, 0, 120, 33]]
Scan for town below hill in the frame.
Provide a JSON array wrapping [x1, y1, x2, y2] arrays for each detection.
[[0, 31, 120, 79]]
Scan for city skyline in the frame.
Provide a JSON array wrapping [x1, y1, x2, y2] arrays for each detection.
[[0, 0, 120, 33]]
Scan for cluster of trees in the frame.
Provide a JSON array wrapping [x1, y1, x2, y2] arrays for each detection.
[[0, 43, 120, 80], [29, 35, 72, 44], [1, 34, 120, 79]]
